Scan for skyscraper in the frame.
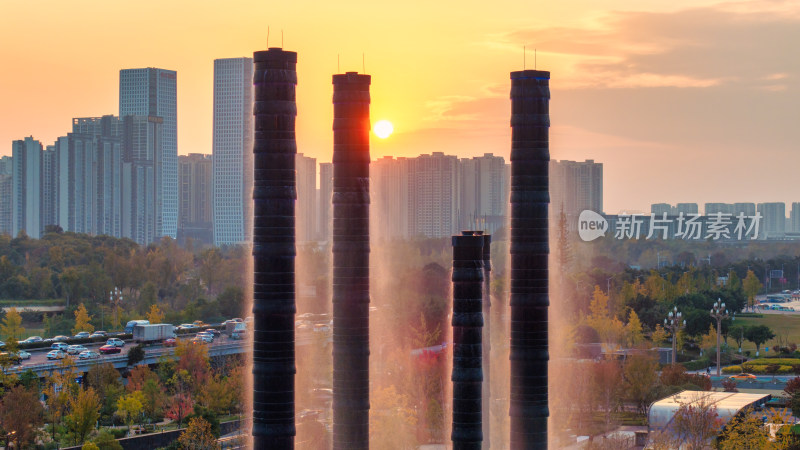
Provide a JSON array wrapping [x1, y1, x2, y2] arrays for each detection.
[[212, 57, 254, 246], [119, 67, 178, 240], [319, 162, 333, 242], [0, 156, 12, 235], [121, 115, 164, 245], [371, 156, 410, 240], [409, 152, 460, 238], [757, 202, 786, 239], [296, 153, 316, 243], [178, 153, 213, 245], [550, 159, 603, 220], [459, 153, 507, 234], [11, 137, 42, 238]]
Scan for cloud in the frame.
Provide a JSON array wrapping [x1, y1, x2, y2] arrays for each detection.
[[492, 1, 800, 90]]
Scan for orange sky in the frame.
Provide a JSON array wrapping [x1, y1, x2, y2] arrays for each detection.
[[1, 0, 798, 213]]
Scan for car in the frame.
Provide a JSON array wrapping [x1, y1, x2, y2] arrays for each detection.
[[52, 335, 70, 342], [195, 333, 213, 343], [192, 320, 207, 327], [190, 336, 207, 345], [231, 330, 247, 340], [99, 345, 121, 354], [67, 345, 88, 355], [51, 342, 69, 351], [0, 352, 21, 364], [73, 332, 91, 339], [176, 324, 197, 331], [729, 373, 757, 380], [15, 350, 31, 360], [106, 338, 125, 348], [21, 336, 43, 344], [163, 338, 177, 347], [78, 350, 99, 360], [92, 331, 108, 336], [47, 349, 66, 360], [204, 328, 221, 337], [89, 332, 105, 338]]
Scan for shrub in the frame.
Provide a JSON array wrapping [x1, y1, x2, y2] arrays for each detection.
[[722, 378, 738, 392], [722, 365, 742, 374]]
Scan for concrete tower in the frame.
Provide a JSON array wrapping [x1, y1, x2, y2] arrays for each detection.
[[332, 71, 371, 450], [251, 48, 297, 449], [509, 69, 550, 449]]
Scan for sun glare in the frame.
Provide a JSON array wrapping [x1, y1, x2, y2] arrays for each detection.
[[373, 120, 394, 139]]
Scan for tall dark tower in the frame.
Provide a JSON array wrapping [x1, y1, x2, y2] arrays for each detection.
[[332, 71, 371, 450], [509, 69, 550, 449], [480, 233, 491, 449], [251, 47, 298, 449], [451, 231, 484, 450]]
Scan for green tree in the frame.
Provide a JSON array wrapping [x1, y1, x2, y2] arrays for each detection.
[[66, 387, 101, 444], [73, 303, 94, 334], [60, 267, 83, 308], [1, 306, 24, 340], [742, 270, 762, 311], [745, 325, 776, 356], [0, 385, 44, 449], [622, 352, 659, 414], [90, 430, 123, 450], [729, 324, 747, 352]]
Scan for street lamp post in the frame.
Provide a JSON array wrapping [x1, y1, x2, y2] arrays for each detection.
[[664, 306, 686, 365], [110, 287, 122, 331], [711, 298, 730, 377]]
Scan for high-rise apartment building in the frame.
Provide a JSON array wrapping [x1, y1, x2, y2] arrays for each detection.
[[459, 153, 507, 234], [178, 153, 213, 245], [0, 156, 11, 235], [296, 153, 316, 243], [550, 159, 603, 220], [676, 203, 699, 215], [371, 156, 410, 240], [119, 67, 178, 240], [319, 162, 333, 242], [791, 203, 800, 234], [212, 57, 253, 246], [705, 203, 733, 215], [122, 115, 164, 245], [41, 145, 58, 231], [757, 202, 786, 239], [12, 137, 42, 238], [409, 152, 460, 238], [651, 203, 674, 216], [734, 203, 757, 217]]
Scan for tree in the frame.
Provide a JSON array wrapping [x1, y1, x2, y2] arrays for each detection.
[[745, 325, 776, 356], [625, 309, 644, 347], [127, 365, 156, 393], [717, 407, 770, 450], [85, 363, 123, 417], [116, 391, 144, 434], [127, 344, 146, 366], [671, 397, 722, 450], [175, 340, 211, 391], [1, 306, 24, 340], [586, 286, 626, 352], [73, 303, 94, 334], [82, 443, 100, 450], [146, 304, 165, 324], [593, 359, 622, 430], [60, 267, 83, 308], [45, 357, 80, 440], [651, 324, 669, 346], [369, 385, 417, 450], [66, 387, 101, 444], [700, 323, 718, 355], [141, 377, 167, 421], [742, 270, 762, 311], [178, 417, 220, 450], [89, 430, 124, 450], [785, 377, 800, 397], [0, 385, 44, 449], [166, 393, 194, 428], [622, 352, 659, 414], [730, 324, 747, 352]]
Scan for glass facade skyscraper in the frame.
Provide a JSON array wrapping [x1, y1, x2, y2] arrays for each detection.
[[212, 57, 254, 246]]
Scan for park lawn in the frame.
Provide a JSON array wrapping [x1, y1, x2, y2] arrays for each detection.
[[733, 314, 800, 356]]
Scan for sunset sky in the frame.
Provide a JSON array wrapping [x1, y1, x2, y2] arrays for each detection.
[[1, 0, 798, 213]]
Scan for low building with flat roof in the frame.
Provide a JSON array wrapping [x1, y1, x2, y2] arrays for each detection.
[[649, 390, 771, 432]]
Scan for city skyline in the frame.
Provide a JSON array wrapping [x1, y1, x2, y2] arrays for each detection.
[[2, 1, 798, 215]]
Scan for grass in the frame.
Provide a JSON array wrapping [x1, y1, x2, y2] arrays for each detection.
[[734, 314, 800, 356]]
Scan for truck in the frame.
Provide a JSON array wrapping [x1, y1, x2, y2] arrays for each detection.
[[133, 324, 175, 344], [125, 320, 150, 334], [225, 321, 247, 336]]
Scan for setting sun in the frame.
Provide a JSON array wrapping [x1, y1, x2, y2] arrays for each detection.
[[373, 120, 393, 139]]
